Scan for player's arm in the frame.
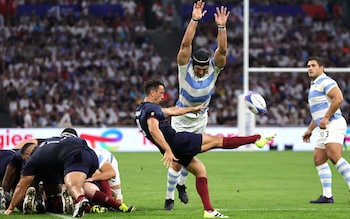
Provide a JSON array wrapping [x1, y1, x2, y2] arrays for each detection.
[[324, 86, 343, 119], [147, 117, 177, 168], [303, 120, 316, 143], [2, 164, 20, 192], [213, 6, 229, 68], [177, 1, 207, 65], [4, 175, 35, 215], [162, 104, 204, 116], [87, 162, 116, 182], [318, 86, 343, 129]]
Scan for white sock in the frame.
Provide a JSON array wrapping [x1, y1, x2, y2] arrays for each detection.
[[316, 163, 332, 198], [335, 157, 350, 189], [111, 188, 123, 201], [166, 168, 180, 200], [177, 166, 189, 186]]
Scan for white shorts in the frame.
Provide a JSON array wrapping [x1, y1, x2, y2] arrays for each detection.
[[315, 117, 347, 149], [171, 112, 207, 134]]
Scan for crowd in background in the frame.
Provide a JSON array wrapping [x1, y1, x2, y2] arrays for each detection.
[[1, 0, 350, 128]]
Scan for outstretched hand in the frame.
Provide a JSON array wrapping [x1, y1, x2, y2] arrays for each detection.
[[192, 0, 207, 20], [214, 6, 230, 26]]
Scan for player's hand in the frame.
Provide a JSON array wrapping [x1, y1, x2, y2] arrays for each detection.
[[302, 130, 312, 143], [161, 151, 178, 168], [192, 0, 207, 20], [319, 117, 329, 129], [214, 6, 230, 26], [192, 104, 205, 114]]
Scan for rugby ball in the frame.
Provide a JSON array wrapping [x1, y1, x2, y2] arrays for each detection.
[[244, 91, 267, 115]]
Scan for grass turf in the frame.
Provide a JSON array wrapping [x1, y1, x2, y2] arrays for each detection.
[[5, 151, 350, 219]]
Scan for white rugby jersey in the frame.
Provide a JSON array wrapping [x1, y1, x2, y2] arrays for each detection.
[[308, 73, 342, 125], [176, 59, 222, 118], [94, 147, 116, 168]]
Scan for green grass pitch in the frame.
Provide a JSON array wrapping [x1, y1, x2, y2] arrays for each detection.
[[5, 151, 350, 219]]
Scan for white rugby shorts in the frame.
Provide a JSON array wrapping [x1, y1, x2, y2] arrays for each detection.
[[315, 117, 347, 149], [171, 112, 207, 134]]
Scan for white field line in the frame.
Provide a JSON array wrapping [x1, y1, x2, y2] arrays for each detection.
[[48, 213, 73, 219]]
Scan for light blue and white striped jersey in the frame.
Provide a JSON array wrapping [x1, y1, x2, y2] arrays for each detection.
[[176, 59, 222, 118], [308, 73, 342, 125], [94, 147, 115, 168]]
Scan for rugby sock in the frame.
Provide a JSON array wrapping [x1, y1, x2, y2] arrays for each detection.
[[92, 191, 122, 209], [166, 168, 180, 200], [316, 163, 332, 198], [196, 177, 214, 211], [74, 195, 86, 204], [223, 135, 260, 149], [98, 180, 113, 198], [177, 167, 189, 186], [111, 188, 123, 201], [335, 157, 350, 189]]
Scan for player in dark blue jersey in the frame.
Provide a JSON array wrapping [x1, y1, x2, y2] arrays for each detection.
[[0, 149, 18, 210], [4, 128, 99, 218], [135, 79, 276, 218], [0, 149, 17, 184], [2, 141, 44, 193], [1, 141, 43, 211]]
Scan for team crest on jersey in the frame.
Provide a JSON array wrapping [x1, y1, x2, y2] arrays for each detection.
[[151, 112, 155, 116]]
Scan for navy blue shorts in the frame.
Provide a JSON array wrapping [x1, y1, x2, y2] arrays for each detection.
[[170, 132, 202, 167], [63, 149, 98, 178]]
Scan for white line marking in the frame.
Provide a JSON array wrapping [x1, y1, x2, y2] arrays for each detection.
[[48, 213, 73, 219]]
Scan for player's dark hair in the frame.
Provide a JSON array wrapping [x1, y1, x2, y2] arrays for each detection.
[[192, 48, 210, 66], [144, 79, 165, 95], [20, 142, 36, 155], [61, 128, 78, 137], [307, 56, 325, 67]]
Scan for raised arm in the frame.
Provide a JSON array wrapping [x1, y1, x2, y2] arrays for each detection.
[[177, 0, 207, 65], [213, 6, 230, 68]]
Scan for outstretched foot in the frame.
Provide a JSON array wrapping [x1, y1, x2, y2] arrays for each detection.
[[255, 133, 276, 148]]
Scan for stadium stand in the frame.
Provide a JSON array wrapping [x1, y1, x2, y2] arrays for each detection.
[[0, 0, 349, 128]]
